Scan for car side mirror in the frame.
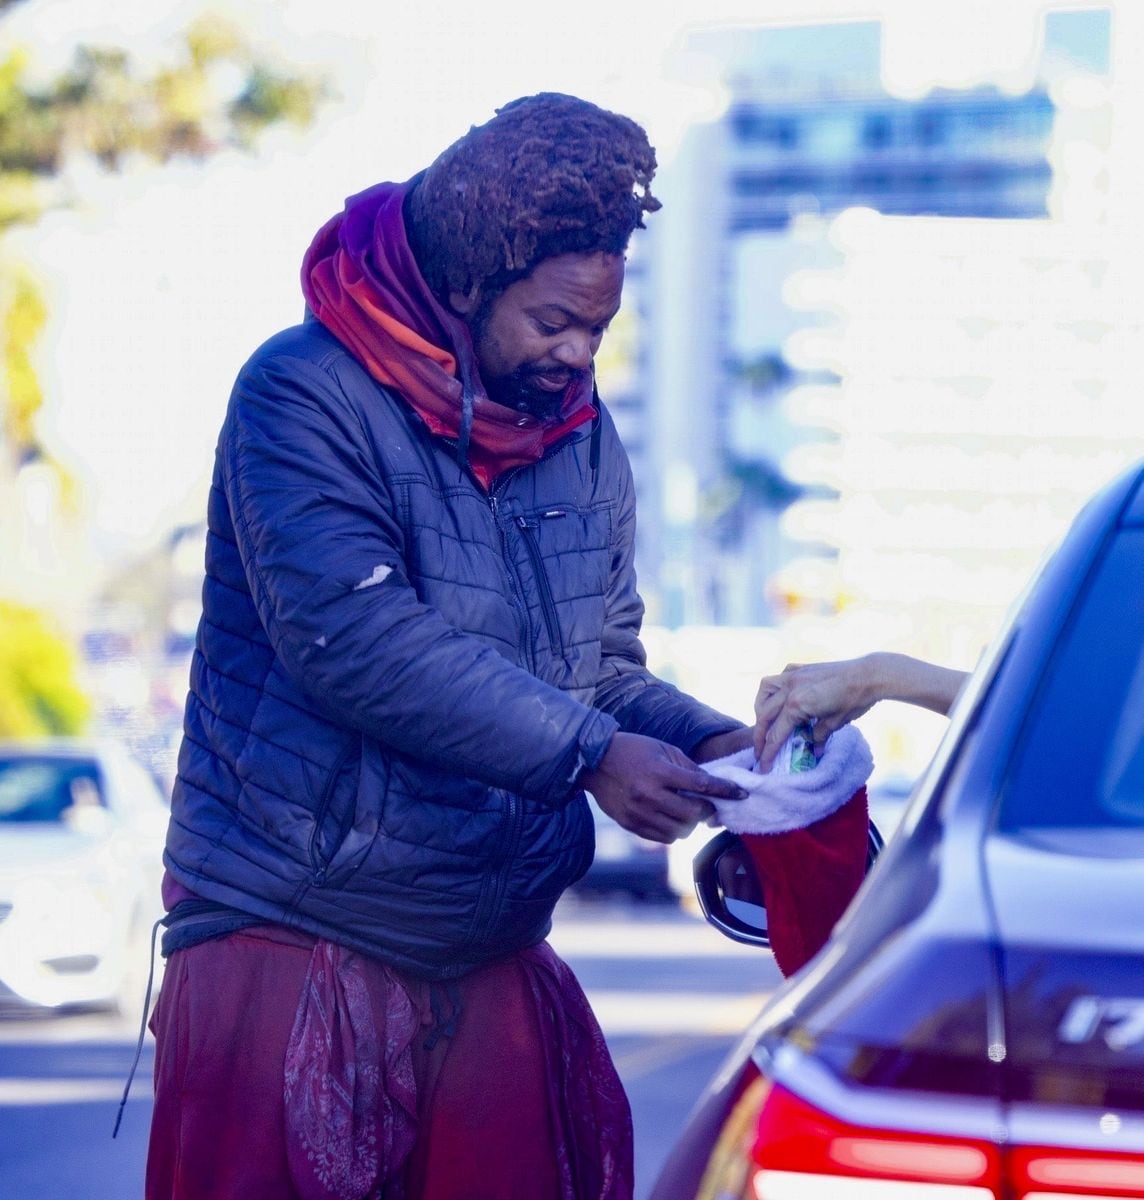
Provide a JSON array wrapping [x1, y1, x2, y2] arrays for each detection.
[[693, 822, 886, 948]]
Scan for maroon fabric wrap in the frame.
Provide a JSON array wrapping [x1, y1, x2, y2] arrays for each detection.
[[740, 786, 869, 977], [146, 928, 633, 1200], [300, 181, 597, 490]]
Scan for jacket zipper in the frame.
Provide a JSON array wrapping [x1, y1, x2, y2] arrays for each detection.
[[515, 514, 566, 660], [308, 740, 355, 886], [468, 792, 524, 947], [490, 493, 535, 673]]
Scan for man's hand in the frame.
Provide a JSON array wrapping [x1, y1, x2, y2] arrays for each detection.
[[581, 732, 748, 844]]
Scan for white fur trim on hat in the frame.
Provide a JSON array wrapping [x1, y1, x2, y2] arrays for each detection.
[[702, 724, 874, 835]]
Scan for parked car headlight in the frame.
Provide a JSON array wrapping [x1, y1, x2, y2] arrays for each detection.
[[6, 872, 118, 954]]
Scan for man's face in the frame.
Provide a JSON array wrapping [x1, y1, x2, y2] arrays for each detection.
[[456, 252, 625, 419]]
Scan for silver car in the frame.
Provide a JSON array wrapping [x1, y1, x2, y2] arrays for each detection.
[[0, 739, 168, 1013], [653, 460, 1144, 1199]]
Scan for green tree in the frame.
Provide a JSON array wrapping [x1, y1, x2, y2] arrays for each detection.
[[0, 7, 323, 460], [0, 5, 324, 734]]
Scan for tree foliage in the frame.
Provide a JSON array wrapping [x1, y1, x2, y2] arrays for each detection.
[[0, 7, 324, 734], [0, 13, 323, 225], [0, 10, 324, 454], [1, 262, 42, 451]]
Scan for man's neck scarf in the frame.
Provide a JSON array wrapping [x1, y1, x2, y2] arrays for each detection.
[[300, 181, 596, 490]]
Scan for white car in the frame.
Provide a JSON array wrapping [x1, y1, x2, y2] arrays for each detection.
[[0, 740, 169, 1013]]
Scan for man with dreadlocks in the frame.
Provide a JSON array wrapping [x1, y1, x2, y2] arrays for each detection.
[[147, 93, 752, 1200]]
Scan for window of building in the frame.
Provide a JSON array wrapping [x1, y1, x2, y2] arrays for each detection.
[[730, 109, 800, 148], [862, 113, 893, 149], [915, 110, 948, 146]]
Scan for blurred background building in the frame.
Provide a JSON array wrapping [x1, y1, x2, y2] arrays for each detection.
[[619, 3, 1142, 778], [2, 0, 1141, 789], [636, 7, 1113, 628]]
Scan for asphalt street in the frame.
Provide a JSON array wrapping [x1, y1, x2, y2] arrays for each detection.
[[0, 897, 780, 1200]]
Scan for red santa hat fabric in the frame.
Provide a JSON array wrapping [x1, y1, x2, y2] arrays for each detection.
[[701, 727, 874, 977]]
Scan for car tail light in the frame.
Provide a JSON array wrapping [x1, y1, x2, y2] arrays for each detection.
[[692, 1064, 1144, 1200], [1007, 1146, 1144, 1196], [750, 1082, 1000, 1198]]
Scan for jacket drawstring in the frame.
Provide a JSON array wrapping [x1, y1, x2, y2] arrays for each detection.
[[112, 914, 164, 1138], [589, 378, 602, 478]]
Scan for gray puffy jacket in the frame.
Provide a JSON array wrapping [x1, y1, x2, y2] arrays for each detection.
[[165, 318, 738, 979]]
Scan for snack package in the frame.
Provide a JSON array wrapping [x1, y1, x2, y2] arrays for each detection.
[[771, 722, 819, 776]]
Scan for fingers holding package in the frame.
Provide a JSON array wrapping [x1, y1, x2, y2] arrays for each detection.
[[753, 657, 877, 770]]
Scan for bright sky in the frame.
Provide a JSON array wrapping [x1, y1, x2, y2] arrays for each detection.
[[0, 0, 1091, 566]]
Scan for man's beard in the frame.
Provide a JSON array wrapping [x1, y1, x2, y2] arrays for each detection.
[[485, 365, 590, 422]]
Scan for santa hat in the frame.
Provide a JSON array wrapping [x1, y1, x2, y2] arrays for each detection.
[[701, 726, 874, 977]]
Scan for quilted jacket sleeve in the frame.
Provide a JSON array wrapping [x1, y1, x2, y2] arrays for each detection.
[[592, 426, 745, 753], [222, 351, 617, 807]]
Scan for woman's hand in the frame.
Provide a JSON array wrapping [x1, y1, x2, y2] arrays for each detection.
[[753, 657, 878, 770], [753, 653, 969, 770]]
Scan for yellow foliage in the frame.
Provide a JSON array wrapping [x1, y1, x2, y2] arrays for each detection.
[[3, 268, 46, 447], [0, 171, 41, 229], [0, 48, 29, 102], [0, 601, 90, 737], [185, 15, 247, 69], [154, 68, 208, 125]]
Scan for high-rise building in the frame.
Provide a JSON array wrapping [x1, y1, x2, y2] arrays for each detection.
[[634, 9, 1113, 629]]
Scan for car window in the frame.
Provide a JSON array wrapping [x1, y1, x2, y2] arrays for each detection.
[[0, 757, 105, 823], [999, 530, 1144, 833]]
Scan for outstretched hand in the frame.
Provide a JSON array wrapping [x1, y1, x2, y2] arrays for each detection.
[[753, 658, 876, 771], [753, 652, 969, 770], [581, 732, 748, 844]]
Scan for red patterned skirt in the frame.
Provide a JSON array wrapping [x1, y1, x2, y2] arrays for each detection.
[[146, 926, 633, 1199]]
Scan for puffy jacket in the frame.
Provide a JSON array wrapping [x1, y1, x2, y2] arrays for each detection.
[[165, 317, 739, 979]]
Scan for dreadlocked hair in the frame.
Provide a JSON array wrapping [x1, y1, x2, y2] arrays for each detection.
[[405, 92, 661, 306]]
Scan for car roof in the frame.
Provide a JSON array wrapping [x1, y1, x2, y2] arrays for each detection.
[[1122, 463, 1144, 526], [0, 738, 123, 763]]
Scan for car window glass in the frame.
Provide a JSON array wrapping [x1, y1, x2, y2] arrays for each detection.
[[1000, 530, 1144, 833], [0, 758, 105, 823], [1101, 647, 1144, 823]]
